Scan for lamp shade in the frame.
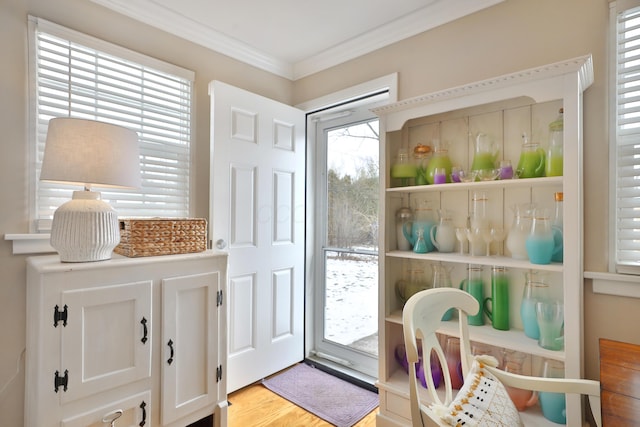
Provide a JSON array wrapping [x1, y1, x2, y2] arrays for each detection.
[[41, 118, 141, 262], [41, 117, 140, 189]]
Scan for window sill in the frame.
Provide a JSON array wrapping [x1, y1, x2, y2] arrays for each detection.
[[584, 271, 640, 298], [4, 234, 54, 255]]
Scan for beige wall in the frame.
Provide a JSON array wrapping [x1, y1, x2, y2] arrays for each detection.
[[295, 0, 617, 382], [0, 0, 293, 425], [0, 0, 630, 425]]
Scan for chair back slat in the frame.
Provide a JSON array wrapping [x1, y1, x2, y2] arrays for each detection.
[[403, 288, 479, 408]]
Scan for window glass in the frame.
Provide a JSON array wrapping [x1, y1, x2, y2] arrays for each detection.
[[29, 17, 194, 231]]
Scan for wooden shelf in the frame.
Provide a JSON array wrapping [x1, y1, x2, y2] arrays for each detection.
[[387, 176, 563, 194], [385, 311, 565, 362], [386, 250, 563, 272]]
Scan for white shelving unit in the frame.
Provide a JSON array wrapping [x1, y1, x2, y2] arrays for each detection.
[[374, 55, 593, 427]]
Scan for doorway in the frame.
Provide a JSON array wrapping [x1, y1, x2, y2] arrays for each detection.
[[308, 95, 384, 378]]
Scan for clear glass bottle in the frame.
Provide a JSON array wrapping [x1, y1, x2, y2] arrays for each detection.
[[470, 191, 488, 229], [546, 108, 564, 177], [432, 262, 454, 320], [552, 192, 563, 262], [396, 204, 413, 251]]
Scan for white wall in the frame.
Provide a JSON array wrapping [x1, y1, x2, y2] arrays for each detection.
[[294, 0, 616, 385]]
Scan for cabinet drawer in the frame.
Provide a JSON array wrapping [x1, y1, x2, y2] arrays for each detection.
[[61, 390, 151, 427]]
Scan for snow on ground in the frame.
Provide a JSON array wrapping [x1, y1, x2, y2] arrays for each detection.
[[324, 254, 378, 349]]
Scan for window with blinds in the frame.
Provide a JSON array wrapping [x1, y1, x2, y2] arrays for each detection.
[[614, 3, 640, 272], [29, 16, 194, 232]]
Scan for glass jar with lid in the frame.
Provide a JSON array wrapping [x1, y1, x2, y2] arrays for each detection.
[[413, 143, 432, 186]]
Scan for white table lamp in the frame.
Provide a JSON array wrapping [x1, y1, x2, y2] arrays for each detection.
[[40, 118, 141, 262]]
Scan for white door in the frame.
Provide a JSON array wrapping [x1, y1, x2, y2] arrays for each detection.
[[209, 81, 305, 392]]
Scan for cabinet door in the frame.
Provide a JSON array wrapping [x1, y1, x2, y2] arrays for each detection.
[[60, 280, 152, 404], [61, 390, 151, 427], [162, 272, 219, 425]]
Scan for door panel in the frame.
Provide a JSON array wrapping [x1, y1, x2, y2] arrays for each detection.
[[230, 165, 257, 246], [272, 267, 294, 339], [210, 81, 305, 392], [228, 273, 256, 354], [274, 170, 295, 243]]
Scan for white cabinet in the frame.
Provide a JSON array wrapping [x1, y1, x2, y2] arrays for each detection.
[[25, 250, 228, 427], [373, 56, 593, 427], [162, 272, 221, 425]]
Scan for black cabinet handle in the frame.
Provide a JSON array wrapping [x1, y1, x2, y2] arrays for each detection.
[[140, 317, 148, 344], [139, 400, 147, 427], [167, 339, 174, 365]]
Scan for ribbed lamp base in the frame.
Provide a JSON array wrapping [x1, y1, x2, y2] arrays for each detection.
[[50, 191, 121, 262]]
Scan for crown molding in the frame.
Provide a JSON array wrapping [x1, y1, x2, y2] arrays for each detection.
[[373, 54, 594, 132], [90, 0, 294, 78], [91, 0, 504, 81], [293, 0, 504, 80]]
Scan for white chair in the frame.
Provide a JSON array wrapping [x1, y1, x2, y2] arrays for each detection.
[[402, 287, 601, 427]]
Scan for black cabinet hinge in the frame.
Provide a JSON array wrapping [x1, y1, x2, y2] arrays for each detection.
[[54, 369, 68, 393], [217, 290, 223, 307], [216, 364, 223, 382], [53, 304, 68, 327]]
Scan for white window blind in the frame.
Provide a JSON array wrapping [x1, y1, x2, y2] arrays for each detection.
[[29, 17, 194, 232], [614, 3, 640, 271]]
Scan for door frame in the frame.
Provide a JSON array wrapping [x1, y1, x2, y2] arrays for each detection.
[[297, 74, 397, 378]]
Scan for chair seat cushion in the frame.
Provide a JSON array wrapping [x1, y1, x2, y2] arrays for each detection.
[[432, 355, 523, 427]]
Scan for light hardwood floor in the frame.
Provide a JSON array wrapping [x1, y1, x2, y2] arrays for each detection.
[[227, 376, 378, 427]]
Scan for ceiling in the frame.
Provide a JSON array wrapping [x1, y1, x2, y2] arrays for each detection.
[[90, 0, 503, 80]]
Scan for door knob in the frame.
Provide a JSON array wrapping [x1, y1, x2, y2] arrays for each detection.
[[215, 239, 227, 249]]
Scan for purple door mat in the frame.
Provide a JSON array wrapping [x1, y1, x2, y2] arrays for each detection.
[[262, 363, 378, 427]]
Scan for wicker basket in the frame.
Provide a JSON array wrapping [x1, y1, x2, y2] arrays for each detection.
[[114, 218, 207, 257]]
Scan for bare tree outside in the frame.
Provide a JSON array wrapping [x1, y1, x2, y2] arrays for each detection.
[[327, 121, 379, 252], [323, 119, 380, 356]]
